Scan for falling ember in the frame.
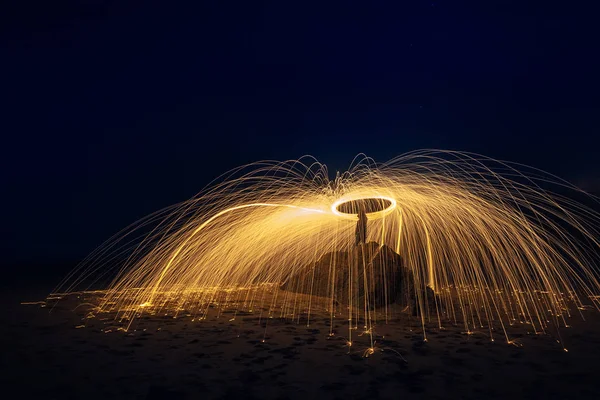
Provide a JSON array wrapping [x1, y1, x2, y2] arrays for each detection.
[[52, 150, 600, 347]]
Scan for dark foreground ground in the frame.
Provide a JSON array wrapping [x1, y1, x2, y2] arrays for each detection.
[[3, 286, 600, 400]]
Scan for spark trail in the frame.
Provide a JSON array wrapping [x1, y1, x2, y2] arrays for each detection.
[[53, 150, 600, 347]]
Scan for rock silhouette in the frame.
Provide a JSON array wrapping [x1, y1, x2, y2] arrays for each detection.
[[281, 242, 434, 312]]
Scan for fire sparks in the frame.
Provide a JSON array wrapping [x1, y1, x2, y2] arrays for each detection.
[[52, 150, 600, 348]]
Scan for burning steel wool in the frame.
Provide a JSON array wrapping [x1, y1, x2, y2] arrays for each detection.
[[53, 150, 600, 350]]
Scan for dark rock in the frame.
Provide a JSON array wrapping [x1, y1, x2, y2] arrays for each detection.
[[281, 242, 435, 312]]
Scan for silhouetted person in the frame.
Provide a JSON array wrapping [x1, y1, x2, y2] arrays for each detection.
[[355, 209, 368, 246]]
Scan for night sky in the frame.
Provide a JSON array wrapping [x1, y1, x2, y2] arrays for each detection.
[[2, 2, 599, 280]]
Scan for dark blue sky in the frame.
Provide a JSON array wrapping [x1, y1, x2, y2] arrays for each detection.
[[1, 2, 599, 271]]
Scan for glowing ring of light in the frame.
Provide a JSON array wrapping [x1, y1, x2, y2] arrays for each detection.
[[331, 196, 397, 220]]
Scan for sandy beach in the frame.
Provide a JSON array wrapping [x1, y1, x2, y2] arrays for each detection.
[[3, 285, 600, 400]]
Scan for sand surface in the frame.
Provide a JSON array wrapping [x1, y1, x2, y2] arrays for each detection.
[[4, 286, 600, 399]]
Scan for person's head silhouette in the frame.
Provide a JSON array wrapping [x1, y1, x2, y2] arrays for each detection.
[[358, 208, 367, 221]]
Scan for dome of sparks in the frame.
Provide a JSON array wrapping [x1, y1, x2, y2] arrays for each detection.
[[54, 150, 600, 346]]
